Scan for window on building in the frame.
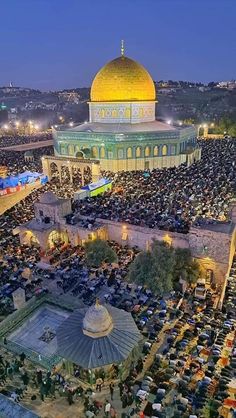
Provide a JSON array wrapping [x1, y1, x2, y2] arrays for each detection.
[[100, 147, 105, 158], [136, 147, 141, 158], [112, 110, 117, 117], [127, 147, 132, 158], [162, 145, 167, 156], [108, 151, 113, 159], [153, 145, 159, 156], [170, 145, 176, 155], [118, 149, 124, 159], [145, 146, 150, 157], [68, 145, 74, 156], [125, 108, 130, 118], [92, 146, 98, 158], [60, 145, 67, 155]]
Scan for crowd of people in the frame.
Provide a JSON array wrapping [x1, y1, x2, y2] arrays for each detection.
[[74, 139, 236, 233], [0, 132, 52, 148], [0, 135, 236, 416]]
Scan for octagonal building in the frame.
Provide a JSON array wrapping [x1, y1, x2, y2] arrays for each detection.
[[53, 44, 200, 172]]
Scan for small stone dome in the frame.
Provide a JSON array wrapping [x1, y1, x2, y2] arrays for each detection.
[[83, 300, 113, 336], [39, 192, 59, 204]]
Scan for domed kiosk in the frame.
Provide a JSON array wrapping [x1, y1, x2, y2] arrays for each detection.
[[56, 300, 141, 382], [53, 42, 200, 172]]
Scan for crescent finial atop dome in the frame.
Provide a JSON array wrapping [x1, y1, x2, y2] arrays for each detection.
[[121, 39, 125, 57]]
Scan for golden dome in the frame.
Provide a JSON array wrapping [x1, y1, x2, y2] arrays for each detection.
[[90, 55, 156, 102]]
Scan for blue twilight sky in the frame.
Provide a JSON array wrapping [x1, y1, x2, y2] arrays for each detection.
[[0, 0, 235, 90]]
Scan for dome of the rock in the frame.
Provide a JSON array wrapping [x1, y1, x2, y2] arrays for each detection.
[[90, 55, 156, 102]]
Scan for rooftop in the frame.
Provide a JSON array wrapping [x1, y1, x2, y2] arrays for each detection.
[[66, 120, 178, 134], [56, 303, 141, 369]]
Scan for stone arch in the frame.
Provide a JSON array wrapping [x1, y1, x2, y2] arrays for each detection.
[[21, 230, 40, 247], [47, 230, 61, 249], [136, 146, 141, 158], [153, 145, 159, 156], [72, 165, 82, 187], [83, 165, 92, 185], [162, 145, 167, 156], [50, 161, 59, 174], [60, 164, 70, 182], [145, 146, 150, 157], [127, 147, 132, 158], [75, 150, 84, 158]]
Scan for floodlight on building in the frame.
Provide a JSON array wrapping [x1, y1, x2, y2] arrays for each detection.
[[203, 123, 208, 128]]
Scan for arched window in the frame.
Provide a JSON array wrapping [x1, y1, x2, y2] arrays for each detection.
[[100, 147, 105, 158], [60, 144, 67, 155], [162, 145, 167, 156], [153, 145, 159, 156], [68, 144, 74, 156], [100, 109, 105, 118], [136, 147, 141, 158], [170, 145, 176, 155], [118, 149, 124, 159], [145, 146, 150, 157], [92, 146, 98, 158], [112, 110, 117, 118], [127, 147, 132, 158], [125, 108, 130, 118]]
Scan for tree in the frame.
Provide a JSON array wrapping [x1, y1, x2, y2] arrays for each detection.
[[128, 240, 175, 295], [84, 239, 117, 267], [173, 248, 202, 284]]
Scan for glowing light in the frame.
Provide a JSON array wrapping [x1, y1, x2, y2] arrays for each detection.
[[167, 119, 172, 125], [203, 123, 208, 128], [210, 123, 214, 127], [178, 121, 183, 126], [3, 124, 8, 130], [69, 122, 74, 127], [28, 120, 33, 125], [15, 121, 20, 127], [34, 124, 39, 130], [54, 125, 58, 128]]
